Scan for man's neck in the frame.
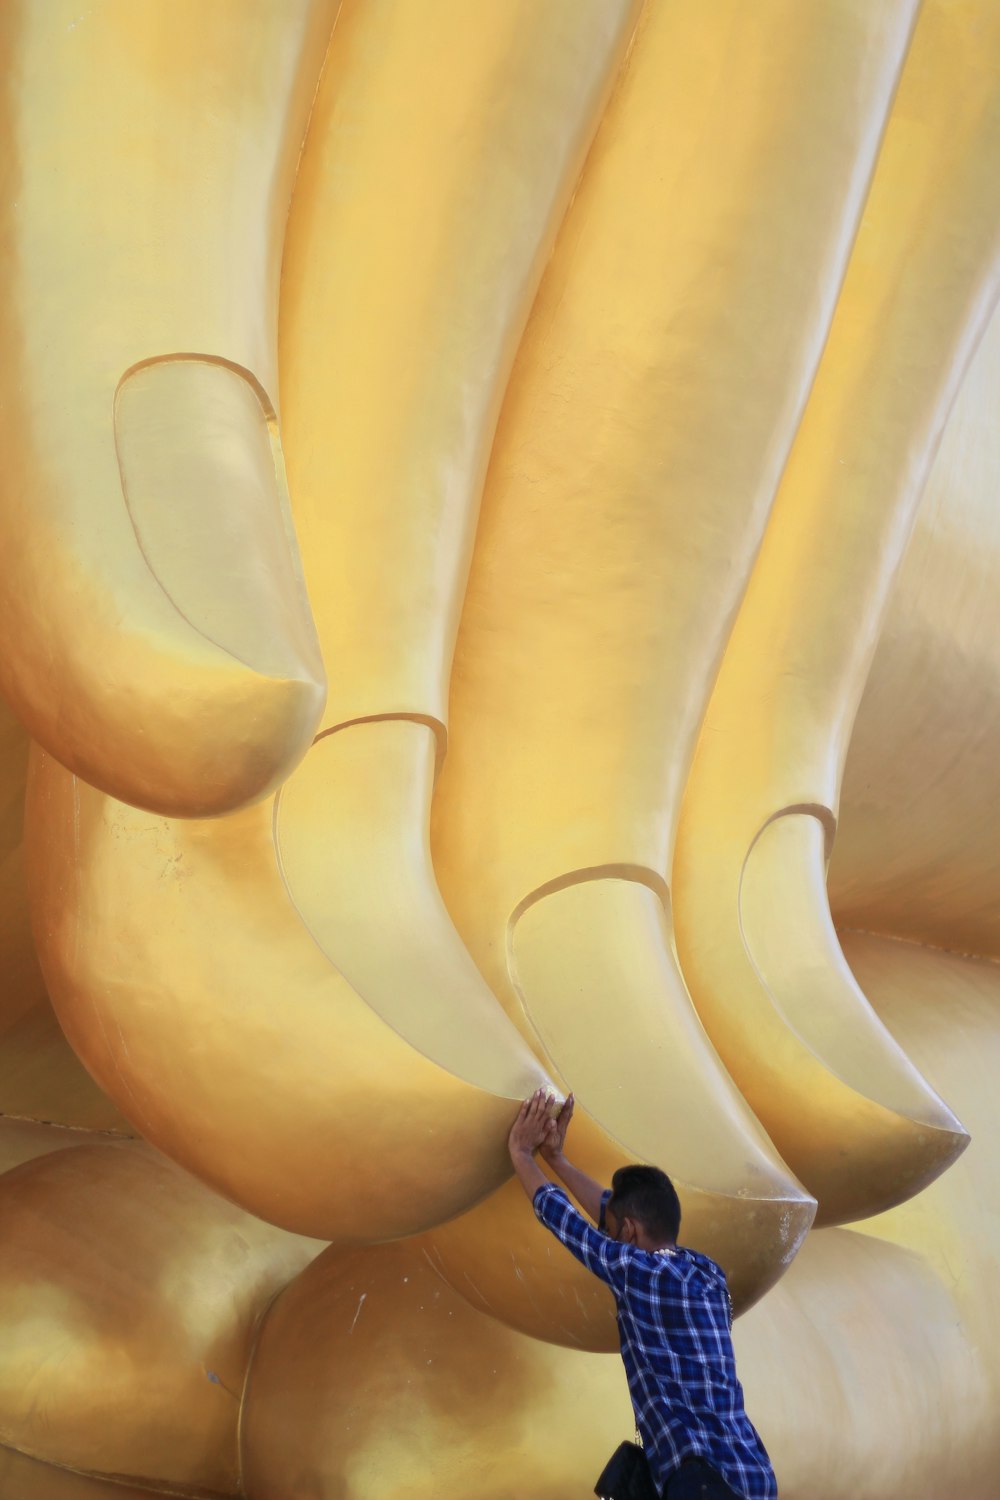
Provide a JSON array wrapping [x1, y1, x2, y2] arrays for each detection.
[[636, 1231, 677, 1253]]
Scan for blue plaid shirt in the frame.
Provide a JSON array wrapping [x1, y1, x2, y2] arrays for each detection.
[[533, 1184, 776, 1500]]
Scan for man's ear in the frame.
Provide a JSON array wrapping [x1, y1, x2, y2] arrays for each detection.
[[621, 1217, 638, 1246]]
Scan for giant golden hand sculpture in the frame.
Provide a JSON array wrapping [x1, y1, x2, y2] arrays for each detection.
[[1, 1, 999, 1496]]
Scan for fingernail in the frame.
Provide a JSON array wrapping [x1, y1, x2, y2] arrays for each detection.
[[117, 357, 323, 685], [110, 356, 326, 810]]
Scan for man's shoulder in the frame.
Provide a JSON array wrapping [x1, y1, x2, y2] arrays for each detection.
[[675, 1245, 724, 1275]]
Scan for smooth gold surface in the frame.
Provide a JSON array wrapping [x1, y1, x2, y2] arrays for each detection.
[[830, 292, 1000, 959], [27, 742, 550, 1241], [0, 1139, 322, 1493], [240, 1235, 634, 1500], [280, 0, 642, 736], [272, 0, 642, 1241], [0, 1119, 126, 1178], [735, 932, 1000, 1498], [0, 699, 130, 1132], [738, 815, 964, 1221], [274, 721, 551, 1092], [0, 998, 131, 1134], [0, 1447, 162, 1500], [423, 0, 918, 1330], [0, 0, 332, 817], [0, 699, 45, 1029], [672, 0, 999, 1221], [0, 1, 999, 1497]]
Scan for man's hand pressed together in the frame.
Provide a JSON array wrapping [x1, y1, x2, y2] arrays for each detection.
[[507, 1089, 558, 1200]]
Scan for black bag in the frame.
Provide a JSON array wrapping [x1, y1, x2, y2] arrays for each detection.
[[594, 1439, 659, 1500]]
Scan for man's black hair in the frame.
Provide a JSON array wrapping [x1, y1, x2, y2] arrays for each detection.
[[608, 1164, 681, 1242]]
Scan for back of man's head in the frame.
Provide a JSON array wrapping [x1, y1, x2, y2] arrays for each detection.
[[608, 1165, 681, 1243]]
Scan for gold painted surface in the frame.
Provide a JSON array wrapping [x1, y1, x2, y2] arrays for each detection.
[[0, 996, 133, 1136], [26, 742, 551, 1241], [422, 0, 920, 1330], [421, 879, 810, 1349], [0, 0, 333, 817], [0, 1140, 322, 1493], [737, 814, 964, 1222], [672, 0, 999, 1222], [241, 935, 1000, 1499], [830, 294, 1000, 958], [0, 1446, 165, 1500], [19, 0, 659, 1247], [0, 1, 998, 1496], [735, 932, 1000, 1497], [240, 1235, 634, 1500], [0, 1119, 125, 1177], [0, 697, 44, 1031], [279, 0, 643, 735], [0, 696, 130, 1132], [271, 0, 643, 1234]]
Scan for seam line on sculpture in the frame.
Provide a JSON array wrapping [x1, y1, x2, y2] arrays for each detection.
[[836, 924, 1000, 970], [0, 1111, 135, 1137], [282, 2, 342, 251], [235, 1279, 289, 1490], [0, 1435, 215, 1498]]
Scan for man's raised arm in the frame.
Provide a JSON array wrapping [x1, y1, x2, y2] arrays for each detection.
[[538, 1093, 608, 1224], [508, 1091, 623, 1287]]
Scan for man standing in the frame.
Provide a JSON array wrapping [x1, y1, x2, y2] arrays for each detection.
[[508, 1090, 777, 1500]]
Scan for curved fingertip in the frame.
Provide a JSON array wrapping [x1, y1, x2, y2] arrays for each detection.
[[3, 355, 328, 817], [735, 811, 969, 1221]]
